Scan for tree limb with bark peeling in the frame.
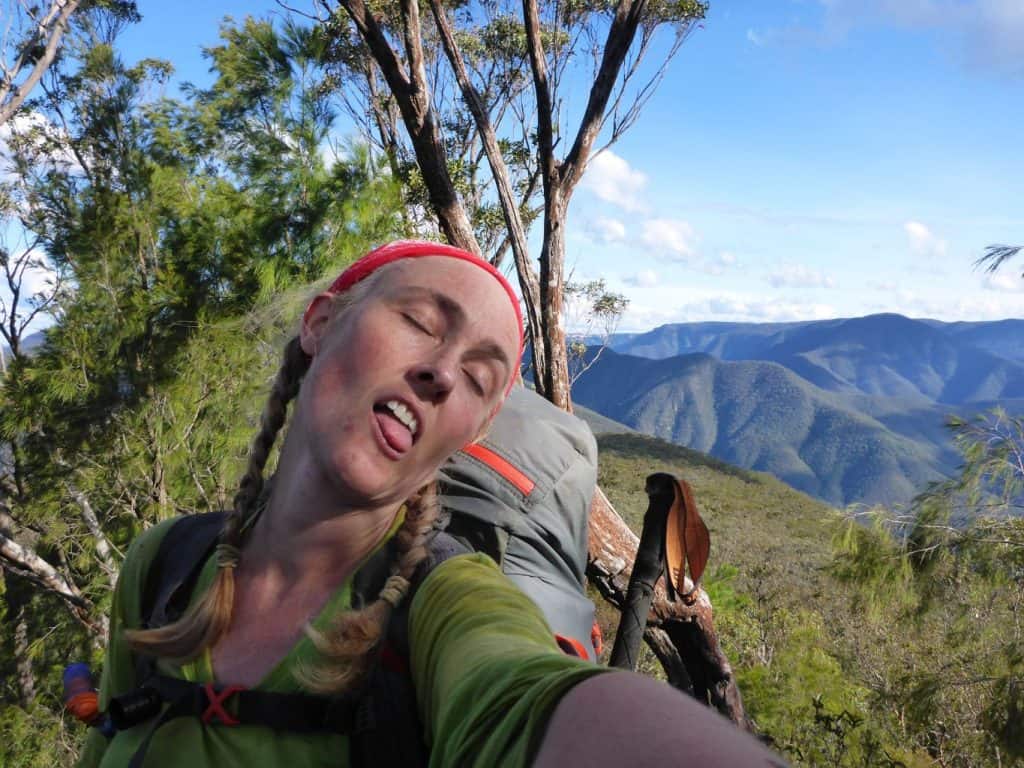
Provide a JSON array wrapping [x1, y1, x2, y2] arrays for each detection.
[[0, 0, 82, 126]]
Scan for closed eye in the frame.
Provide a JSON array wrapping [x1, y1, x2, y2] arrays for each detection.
[[463, 368, 485, 396], [402, 312, 434, 336]]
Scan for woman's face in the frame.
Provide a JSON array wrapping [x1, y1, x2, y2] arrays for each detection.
[[296, 257, 520, 509]]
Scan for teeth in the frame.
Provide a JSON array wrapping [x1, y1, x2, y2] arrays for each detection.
[[385, 400, 418, 436]]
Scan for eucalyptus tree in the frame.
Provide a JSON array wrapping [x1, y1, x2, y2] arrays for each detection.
[[307, 0, 706, 409], [0, 0, 84, 125], [292, 1, 758, 721]]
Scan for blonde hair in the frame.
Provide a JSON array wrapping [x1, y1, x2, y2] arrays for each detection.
[[127, 267, 442, 693]]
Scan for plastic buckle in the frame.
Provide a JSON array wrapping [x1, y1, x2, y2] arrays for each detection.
[[201, 683, 245, 726]]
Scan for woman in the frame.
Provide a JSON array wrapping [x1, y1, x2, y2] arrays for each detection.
[[80, 241, 783, 767]]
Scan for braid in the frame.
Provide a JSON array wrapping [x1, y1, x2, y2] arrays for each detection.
[[300, 481, 442, 694], [126, 336, 311, 660]]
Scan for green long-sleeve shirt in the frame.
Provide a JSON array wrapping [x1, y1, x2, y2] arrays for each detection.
[[78, 518, 606, 767]]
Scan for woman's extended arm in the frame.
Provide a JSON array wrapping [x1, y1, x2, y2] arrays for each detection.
[[409, 553, 785, 768]]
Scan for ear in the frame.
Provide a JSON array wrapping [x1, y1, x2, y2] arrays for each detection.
[[300, 294, 334, 357]]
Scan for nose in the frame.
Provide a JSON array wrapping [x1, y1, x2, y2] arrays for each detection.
[[409, 356, 456, 401]]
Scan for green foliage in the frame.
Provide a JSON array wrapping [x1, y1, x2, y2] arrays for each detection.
[[593, 432, 1021, 766], [0, 14, 406, 764], [0, 703, 79, 768]]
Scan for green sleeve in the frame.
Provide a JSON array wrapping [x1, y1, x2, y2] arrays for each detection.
[[408, 553, 609, 768], [75, 518, 179, 768]]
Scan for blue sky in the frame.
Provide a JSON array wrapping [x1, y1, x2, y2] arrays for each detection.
[[9, 0, 1024, 334]]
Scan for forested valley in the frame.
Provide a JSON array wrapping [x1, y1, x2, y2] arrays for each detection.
[[1, 3, 1022, 767]]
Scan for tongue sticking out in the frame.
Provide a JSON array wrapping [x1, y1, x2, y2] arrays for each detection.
[[375, 410, 413, 454]]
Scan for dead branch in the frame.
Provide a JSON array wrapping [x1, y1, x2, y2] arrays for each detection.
[[66, 481, 118, 588]]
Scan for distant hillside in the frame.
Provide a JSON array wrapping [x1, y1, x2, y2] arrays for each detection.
[[0, 329, 45, 363], [573, 403, 636, 435], [573, 348, 950, 507], [610, 314, 1024, 404], [936, 318, 1024, 363]]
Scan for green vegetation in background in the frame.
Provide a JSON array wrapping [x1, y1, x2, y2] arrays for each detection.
[[594, 428, 1023, 767], [0, 13, 407, 767]]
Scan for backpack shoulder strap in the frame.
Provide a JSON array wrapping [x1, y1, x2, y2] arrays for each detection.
[[141, 512, 227, 629], [350, 532, 469, 768]]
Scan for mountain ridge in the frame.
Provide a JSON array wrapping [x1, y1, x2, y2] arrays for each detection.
[[575, 313, 1023, 507]]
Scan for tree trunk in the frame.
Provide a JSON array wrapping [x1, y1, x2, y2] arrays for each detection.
[[14, 603, 36, 706], [537, 189, 571, 409], [337, 0, 481, 253], [427, 0, 547, 385], [0, 0, 82, 126]]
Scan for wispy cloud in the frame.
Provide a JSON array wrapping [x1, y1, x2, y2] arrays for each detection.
[[585, 216, 627, 244], [750, 0, 1024, 77], [767, 262, 837, 289], [622, 293, 838, 329], [581, 150, 648, 212], [0, 111, 82, 181], [624, 269, 659, 287], [905, 220, 947, 258], [702, 251, 741, 276], [640, 218, 698, 261], [983, 271, 1024, 293]]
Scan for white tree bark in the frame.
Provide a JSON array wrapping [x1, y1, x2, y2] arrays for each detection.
[[0, 0, 82, 125], [68, 483, 118, 588]]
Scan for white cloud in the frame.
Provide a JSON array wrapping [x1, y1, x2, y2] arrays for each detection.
[[746, 29, 764, 46], [904, 220, 947, 258], [624, 269, 659, 287], [620, 291, 839, 329], [756, 0, 1024, 77], [767, 262, 837, 289], [641, 218, 697, 261], [581, 150, 648, 212], [586, 216, 627, 244], [983, 271, 1024, 293], [0, 111, 82, 181], [701, 251, 741, 276]]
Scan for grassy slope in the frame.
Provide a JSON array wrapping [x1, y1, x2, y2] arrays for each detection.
[[593, 432, 837, 621], [590, 431, 932, 765]]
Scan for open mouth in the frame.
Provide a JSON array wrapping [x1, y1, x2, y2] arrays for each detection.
[[372, 399, 420, 454]]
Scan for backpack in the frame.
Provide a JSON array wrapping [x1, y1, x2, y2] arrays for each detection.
[[113, 386, 600, 766], [438, 386, 600, 660]]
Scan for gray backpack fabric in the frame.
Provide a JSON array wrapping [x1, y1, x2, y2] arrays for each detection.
[[438, 386, 600, 659]]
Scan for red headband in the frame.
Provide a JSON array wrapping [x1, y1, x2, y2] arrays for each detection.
[[325, 240, 524, 395]]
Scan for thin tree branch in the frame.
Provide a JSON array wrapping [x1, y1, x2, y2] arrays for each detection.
[[0, 0, 82, 125], [560, 0, 649, 193]]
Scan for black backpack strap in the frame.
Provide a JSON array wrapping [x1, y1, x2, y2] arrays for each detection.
[[141, 512, 227, 629], [131, 513, 226, 687], [121, 675, 361, 768], [349, 532, 469, 768]]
